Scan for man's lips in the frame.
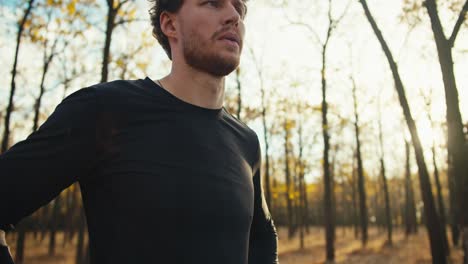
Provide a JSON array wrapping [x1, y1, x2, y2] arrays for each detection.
[[218, 32, 241, 47]]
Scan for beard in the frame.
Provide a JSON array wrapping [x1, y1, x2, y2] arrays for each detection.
[[182, 28, 241, 77]]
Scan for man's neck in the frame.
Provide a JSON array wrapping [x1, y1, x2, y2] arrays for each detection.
[[157, 63, 225, 110]]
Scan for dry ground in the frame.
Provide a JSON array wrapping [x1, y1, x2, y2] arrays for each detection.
[[278, 226, 464, 264], [4, 227, 464, 263]]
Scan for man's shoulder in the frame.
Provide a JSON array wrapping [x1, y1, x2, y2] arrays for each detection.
[[222, 109, 258, 136], [221, 109, 260, 154], [90, 79, 147, 98]]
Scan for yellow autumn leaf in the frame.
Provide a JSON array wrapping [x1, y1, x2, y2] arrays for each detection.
[[136, 62, 148, 71], [67, 1, 76, 15], [128, 8, 136, 19], [116, 58, 125, 68]]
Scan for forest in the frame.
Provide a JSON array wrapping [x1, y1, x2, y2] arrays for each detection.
[[0, 0, 467, 263]]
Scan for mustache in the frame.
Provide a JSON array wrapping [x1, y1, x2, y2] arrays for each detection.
[[212, 26, 241, 41]]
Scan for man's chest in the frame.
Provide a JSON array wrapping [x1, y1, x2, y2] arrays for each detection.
[[90, 115, 255, 229]]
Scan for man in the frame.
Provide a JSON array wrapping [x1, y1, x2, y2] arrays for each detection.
[[0, 0, 279, 263]]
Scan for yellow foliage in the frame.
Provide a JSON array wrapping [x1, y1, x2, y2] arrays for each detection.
[[112, 0, 119, 9], [116, 58, 125, 68], [67, 1, 76, 16], [136, 62, 148, 71], [285, 119, 296, 131], [23, 19, 32, 29], [128, 8, 136, 20]]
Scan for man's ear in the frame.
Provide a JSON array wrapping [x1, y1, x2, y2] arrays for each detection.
[[160, 11, 178, 40]]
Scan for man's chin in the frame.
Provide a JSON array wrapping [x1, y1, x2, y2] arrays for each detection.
[[184, 49, 240, 77], [202, 57, 239, 77]]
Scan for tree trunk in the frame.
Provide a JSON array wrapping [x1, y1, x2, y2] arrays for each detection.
[[352, 152, 359, 239], [405, 141, 417, 236], [432, 145, 450, 256], [1, 0, 35, 153], [76, 208, 86, 264], [424, 0, 468, 257], [352, 76, 368, 246], [48, 195, 62, 256], [235, 67, 242, 120], [258, 69, 272, 211], [283, 119, 294, 239], [33, 39, 56, 132], [378, 100, 392, 245], [449, 163, 460, 245], [321, 30, 335, 264], [14, 225, 26, 264], [101, 0, 117, 83]]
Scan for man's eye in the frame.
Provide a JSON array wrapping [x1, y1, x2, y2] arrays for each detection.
[[235, 4, 246, 17], [205, 1, 219, 7]]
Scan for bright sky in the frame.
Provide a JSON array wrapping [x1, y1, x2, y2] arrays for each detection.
[[0, 0, 466, 184]]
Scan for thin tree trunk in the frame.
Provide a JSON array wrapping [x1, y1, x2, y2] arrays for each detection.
[[448, 163, 459, 245], [405, 141, 417, 235], [380, 158, 392, 245], [352, 151, 359, 239], [76, 207, 86, 264], [378, 99, 392, 246], [317, 1, 337, 260], [255, 57, 272, 210], [33, 38, 57, 132], [235, 67, 242, 120], [48, 195, 62, 256], [14, 225, 26, 264], [297, 119, 310, 235], [1, 0, 35, 153], [321, 28, 335, 264], [431, 145, 449, 256], [352, 76, 368, 246], [101, 0, 117, 83], [283, 119, 294, 239]]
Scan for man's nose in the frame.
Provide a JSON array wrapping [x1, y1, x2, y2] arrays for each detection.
[[223, 4, 241, 26]]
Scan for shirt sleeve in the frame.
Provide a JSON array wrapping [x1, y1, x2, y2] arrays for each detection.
[[248, 137, 279, 264], [0, 245, 14, 264], [0, 87, 98, 230]]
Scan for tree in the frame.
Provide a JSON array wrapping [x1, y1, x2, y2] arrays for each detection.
[[377, 93, 392, 246], [282, 113, 295, 239], [422, 88, 450, 256], [404, 140, 418, 235], [1, 0, 36, 153], [249, 47, 273, 210], [423, 1, 468, 258], [351, 64, 368, 247], [101, 0, 138, 83], [235, 67, 242, 120], [358, 1, 446, 262]]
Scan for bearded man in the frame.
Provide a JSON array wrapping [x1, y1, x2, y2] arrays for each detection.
[[0, 0, 279, 263]]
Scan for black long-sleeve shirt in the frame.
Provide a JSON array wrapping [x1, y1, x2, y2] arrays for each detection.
[[0, 77, 279, 264]]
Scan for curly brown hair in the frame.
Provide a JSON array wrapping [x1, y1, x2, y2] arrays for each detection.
[[148, 0, 248, 60]]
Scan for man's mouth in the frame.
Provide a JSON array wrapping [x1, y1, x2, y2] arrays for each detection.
[[218, 32, 241, 47]]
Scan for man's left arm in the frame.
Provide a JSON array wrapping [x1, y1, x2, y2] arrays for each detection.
[[248, 142, 279, 264]]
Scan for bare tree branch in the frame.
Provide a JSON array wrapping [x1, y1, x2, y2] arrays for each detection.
[[448, 0, 468, 47]]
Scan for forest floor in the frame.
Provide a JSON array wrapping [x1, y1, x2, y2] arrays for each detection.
[[5, 227, 464, 264], [278, 226, 464, 264]]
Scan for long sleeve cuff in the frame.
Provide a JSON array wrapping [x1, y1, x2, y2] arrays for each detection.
[[0, 244, 14, 264]]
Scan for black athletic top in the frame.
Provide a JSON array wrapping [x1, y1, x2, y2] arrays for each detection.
[[0, 77, 279, 264]]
